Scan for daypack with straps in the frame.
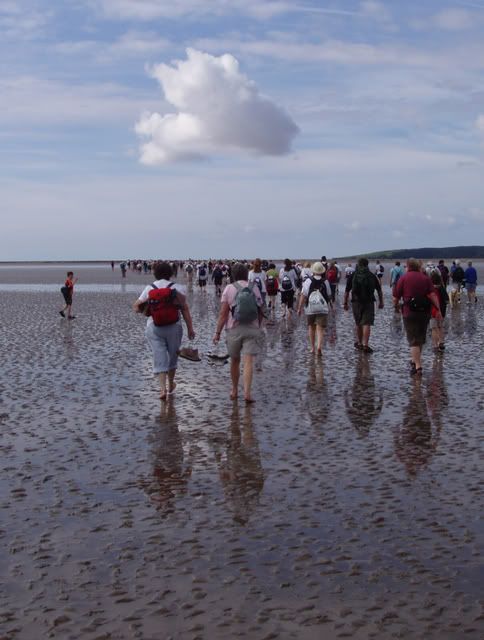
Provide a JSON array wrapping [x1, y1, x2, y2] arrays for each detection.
[[266, 275, 278, 295], [306, 278, 330, 315], [148, 283, 179, 326], [198, 266, 207, 278], [253, 276, 263, 292], [351, 267, 375, 303], [231, 283, 259, 324], [281, 273, 293, 291]]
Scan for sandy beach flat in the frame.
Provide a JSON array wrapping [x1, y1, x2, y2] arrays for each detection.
[[0, 265, 483, 639]]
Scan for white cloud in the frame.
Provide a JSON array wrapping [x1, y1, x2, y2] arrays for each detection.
[[0, 1, 48, 39], [96, 0, 295, 20], [135, 48, 299, 165], [433, 9, 475, 30], [55, 31, 171, 60], [0, 76, 160, 126], [360, 1, 392, 24]]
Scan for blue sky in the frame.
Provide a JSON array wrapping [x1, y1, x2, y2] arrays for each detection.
[[1, 0, 484, 259]]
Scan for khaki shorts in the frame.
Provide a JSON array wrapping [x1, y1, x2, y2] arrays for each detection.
[[352, 300, 375, 326], [226, 325, 263, 358], [307, 313, 328, 327], [403, 315, 429, 347]]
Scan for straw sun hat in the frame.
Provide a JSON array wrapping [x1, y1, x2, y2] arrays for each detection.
[[311, 261, 326, 275]]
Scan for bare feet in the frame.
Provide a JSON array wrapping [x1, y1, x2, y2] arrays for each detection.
[[160, 390, 167, 401], [244, 396, 255, 404], [230, 390, 238, 401], [168, 382, 177, 395]]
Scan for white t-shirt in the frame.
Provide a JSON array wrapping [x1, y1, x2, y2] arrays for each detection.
[[279, 268, 298, 291], [138, 279, 186, 326], [345, 266, 354, 278], [248, 270, 267, 294], [302, 276, 331, 299]]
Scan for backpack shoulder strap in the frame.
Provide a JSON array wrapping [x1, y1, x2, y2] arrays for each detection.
[[151, 283, 158, 290]]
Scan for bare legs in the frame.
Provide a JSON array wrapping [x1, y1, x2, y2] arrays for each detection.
[[410, 345, 423, 371], [355, 325, 371, 347], [230, 355, 255, 403], [308, 325, 324, 354], [159, 369, 176, 400]]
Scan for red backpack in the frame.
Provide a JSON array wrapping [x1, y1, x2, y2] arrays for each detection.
[[266, 275, 278, 295], [147, 283, 179, 326], [327, 267, 337, 284]]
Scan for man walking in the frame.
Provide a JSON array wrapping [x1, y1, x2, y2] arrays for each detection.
[[464, 261, 478, 304], [393, 258, 442, 375], [344, 257, 384, 353]]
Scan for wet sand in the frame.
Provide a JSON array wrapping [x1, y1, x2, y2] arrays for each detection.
[[0, 266, 483, 639]]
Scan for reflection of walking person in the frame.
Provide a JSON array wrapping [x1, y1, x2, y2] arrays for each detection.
[[219, 403, 264, 525], [59, 271, 78, 319]]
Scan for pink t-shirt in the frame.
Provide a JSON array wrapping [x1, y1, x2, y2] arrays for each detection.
[[221, 281, 262, 330]]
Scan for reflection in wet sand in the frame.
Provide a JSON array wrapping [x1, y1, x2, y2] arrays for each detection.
[[145, 400, 192, 510], [344, 354, 383, 437], [218, 404, 264, 525], [305, 358, 330, 429], [394, 366, 447, 476]]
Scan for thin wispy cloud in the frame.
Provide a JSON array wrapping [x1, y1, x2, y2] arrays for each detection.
[[135, 48, 299, 164]]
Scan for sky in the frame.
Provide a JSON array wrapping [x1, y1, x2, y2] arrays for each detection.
[[1, 0, 484, 259]]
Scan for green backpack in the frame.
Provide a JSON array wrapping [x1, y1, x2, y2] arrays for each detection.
[[352, 267, 375, 303], [232, 283, 259, 324]]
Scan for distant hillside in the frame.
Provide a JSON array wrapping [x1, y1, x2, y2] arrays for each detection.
[[342, 246, 484, 260]]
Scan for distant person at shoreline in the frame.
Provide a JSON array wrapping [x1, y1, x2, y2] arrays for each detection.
[[430, 270, 448, 351], [390, 261, 404, 290], [450, 260, 465, 307], [120, 261, 127, 278], [437, 259, 449, 287], [343, 257, 383, 353], [59, 271, 78, 319], [464, 261, 477, 304], [133, 261, 195, 401]]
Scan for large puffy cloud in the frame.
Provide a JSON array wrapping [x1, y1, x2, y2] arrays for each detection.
[[135, 48, 299, 164]]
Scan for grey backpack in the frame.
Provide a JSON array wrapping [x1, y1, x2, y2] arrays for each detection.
[[232, 283, 259, 324]]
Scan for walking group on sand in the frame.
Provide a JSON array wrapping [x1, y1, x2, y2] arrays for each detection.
[[117, 255, 477, 403]]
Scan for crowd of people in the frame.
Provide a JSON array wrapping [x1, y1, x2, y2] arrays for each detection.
[[122, 256, 479, 402]]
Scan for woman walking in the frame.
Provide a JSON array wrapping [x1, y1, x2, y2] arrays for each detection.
[[134, 261, 195, 400]]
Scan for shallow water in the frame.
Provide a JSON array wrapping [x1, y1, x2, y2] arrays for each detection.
[[0, 272, 483, 639]]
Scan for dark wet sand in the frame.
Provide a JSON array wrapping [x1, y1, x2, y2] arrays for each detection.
[[0, 267, 483, 639]]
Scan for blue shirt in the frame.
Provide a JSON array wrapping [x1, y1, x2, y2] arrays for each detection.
[[464, 267, 477, 284]]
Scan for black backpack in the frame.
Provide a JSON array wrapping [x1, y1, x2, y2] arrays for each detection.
[[352, 268, 375, 303]]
